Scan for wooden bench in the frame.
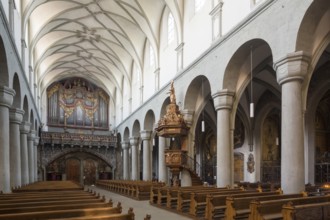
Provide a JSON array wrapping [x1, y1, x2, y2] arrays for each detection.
[[47, 208, 139, 220], [282, 201, 330, 220], [0, 206, 123, 220], [225, 193, 304, 220], [189, 188, 246, 217], [165, 186, 209, 209], [205, 191, 280, 220], [150, 185, 165, 204], [0, 201, 120, 214], [12, 181, 83, 192], [97, 180, 164, 200], [172, 185, 223, 213], [49, 210, 152, 220], [251, 194, 330, 220]]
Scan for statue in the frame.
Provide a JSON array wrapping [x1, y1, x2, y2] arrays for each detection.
[[247, 153, 255, 173], [168, 80, 176, 104]]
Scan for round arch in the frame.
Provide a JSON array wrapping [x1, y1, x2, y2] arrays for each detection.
[[0, 36, 9, 86]]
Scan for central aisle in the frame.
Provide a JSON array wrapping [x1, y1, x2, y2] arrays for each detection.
[[87, 185, 193, 220]]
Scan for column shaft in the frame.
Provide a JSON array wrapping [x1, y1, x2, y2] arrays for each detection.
[[122, 142, 130, 180], [216, 109, 232, 186], [27, 131, 35, 183], [275, 51, 309, 194], [0, 86, 15, 193], [130, 137, 139, 180], [212, 90, 234, 188], [20, 122, 30, 185], [281, 81, 305, 193], [141, 131, 152, 181], [34, 138, 39, 182], [9, 108, 24, 188], [158, 137, 167, 182]]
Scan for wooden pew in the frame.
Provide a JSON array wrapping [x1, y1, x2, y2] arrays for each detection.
[[150, 185, 164, 204], [188, 188, 262, 218], [47, 207, 139, 220], [251, 195, 330, 220], [189, 188, 247, 217], [165, 185, 211, 209], [96, 180, 164, 201], [282, 201, 330, 220], [171, 185, 223, 213], [0, 194, 101, 205], [0, 201, 119, 215], [205, 191, 280, 220], [0, 206, 123, 220], [225, 192, 305, 220], [12, 181, 83, 192]]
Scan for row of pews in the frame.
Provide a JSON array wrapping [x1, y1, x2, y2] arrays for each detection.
[[150, 183, 330, 220], [96, 180, 165, 200], [0, 181, 151, 220]]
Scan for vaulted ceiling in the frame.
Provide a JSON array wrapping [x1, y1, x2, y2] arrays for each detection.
[[23, 0, 183, 101]]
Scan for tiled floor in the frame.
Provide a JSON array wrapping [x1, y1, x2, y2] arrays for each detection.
[[86, 185, 192, 220]]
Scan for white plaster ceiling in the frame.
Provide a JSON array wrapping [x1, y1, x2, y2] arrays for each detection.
[[23, 0, 182, 101]]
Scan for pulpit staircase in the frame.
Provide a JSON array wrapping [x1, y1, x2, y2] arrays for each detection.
[[182, 155, 203, 186]]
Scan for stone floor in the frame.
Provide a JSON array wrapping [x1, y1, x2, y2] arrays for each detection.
[[86, 185, 193, 220]]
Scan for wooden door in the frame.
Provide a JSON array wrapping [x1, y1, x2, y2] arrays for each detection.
[[66, 158, 80, 183], [83, 159, 96, 185]]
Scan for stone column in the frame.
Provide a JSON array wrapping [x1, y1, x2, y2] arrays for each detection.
[[9, 108, 24, 188], [130, 137, 139, 180], [20, 121, 31, 185], [0, 86, 15, 193], [140, 130, 152, 181], [121, 141, 130, 180], [158, 136, 168, 183], [212, 89, 235, 187], [34, 137, 39, 182], [27, 130, 35, 183], [274, 51, 309, 194]]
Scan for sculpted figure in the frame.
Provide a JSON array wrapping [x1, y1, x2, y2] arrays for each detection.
[[169, 80, 176, 104]]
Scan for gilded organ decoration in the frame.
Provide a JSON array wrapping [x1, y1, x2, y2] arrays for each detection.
[[47, 78, 109, 129]]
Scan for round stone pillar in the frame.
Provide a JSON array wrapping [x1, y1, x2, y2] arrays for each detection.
[[9, 108, 24, 188], [20, 121, 31, 185], [27, 130, 35, 183], [130, 137, 140, 180], [274, 51, 310, 194], [158, 136, 168, 183], [34, 137, 39, 182], [121, 141, 130, 180], [140, 130, 152, 181], [212, 89, 235, 188], [0, 86, 15, 193]]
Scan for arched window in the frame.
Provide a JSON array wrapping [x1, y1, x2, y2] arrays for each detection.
[[195, 0, 205, 13], [168, 13, 174, 44], [149, 45, 155, 67]]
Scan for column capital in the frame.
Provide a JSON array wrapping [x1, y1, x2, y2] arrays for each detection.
[[27, 130, 36, 141], [34, 137, 40, 146], [129, 137, 139, 146], [10, 108, 25, 124], [121, 141, 130, 150], [181, 109, 194, 127], [0, 86, 15, 108], [20, 121, 31, 134], [212, 89, 235, 111], [140, 130, 152, 140], [273, 51, 310, 85]]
